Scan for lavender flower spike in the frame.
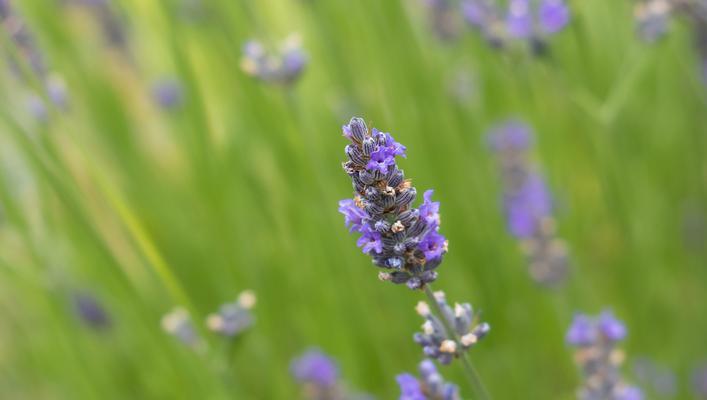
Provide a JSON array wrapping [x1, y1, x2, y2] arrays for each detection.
[[397, 359, 460, 400], [488, 120, 570, 287], [241, 34, 308, 86], [339, 117, 448, 290], [567, 310, 643, 400], [206, 290, 256, 337], [161, 307, 202, 350], [290, 348, 373, 400], [413, 291, 490, 365]]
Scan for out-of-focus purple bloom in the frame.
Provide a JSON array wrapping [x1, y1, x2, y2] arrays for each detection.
[[397, 359, 460, 400], [338, 117, 448, 289], [504, 173, 552, 238], [161, 307, 201, 349], [413, 291, 489, 365], [151, 79, 184, 110], [539, 0, 571, 34], [463, 0, 570, 51], [616, 386, 644, 400], [397, 373, 426, 400], [506, 0, 533, 38], [633, 357, 677, 397], [206, 290, 255, 337], [566, 314, 597, 346], [598, 311, 627, 341], [692, 364, 707, 398], [241, 34, 307, 86], [73, 293, 110, 329], [291, 349, 339, 388], [488, 120, 569, 286], [568, 310, 640, 400], [634, 0, 672, 43]]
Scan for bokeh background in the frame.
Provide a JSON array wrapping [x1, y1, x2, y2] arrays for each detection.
[[0, 0, 705, 398]]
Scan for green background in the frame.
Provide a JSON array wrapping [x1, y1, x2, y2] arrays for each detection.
[[0, 0, 705, 398]]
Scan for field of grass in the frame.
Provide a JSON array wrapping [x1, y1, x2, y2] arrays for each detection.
[[0, 0, 705, 398]]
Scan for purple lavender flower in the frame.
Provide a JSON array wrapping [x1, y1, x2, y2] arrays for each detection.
[[598, 311, 627, 342], [291, 349, 339, 388], [463, 0, 570, 51], [634, 0, 672, 43], [397, 374, 426, 400], [488, 120, 569, 286], [692, 363, 707, 398], [206, 290, 256, 337], [151, 79, 184, 110], [633, 357, 676, 397], [413, 291, 489, 365], [338, 117, 448, 289], [241, 34, 307, 86], [397, 359, 460, 400], [72, 293, 110, 329], [567, 311, 641, 400], [161, 307, 201, 349], [566, 314, 597, 346]]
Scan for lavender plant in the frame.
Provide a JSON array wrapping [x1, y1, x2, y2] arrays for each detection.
[[692, 363, 707, 399], [461, 0, 570, 54], [241, 34, 308, 86], [566, 311, 643, 400], [151, 78, 184, 110], [634, 0, 707, 81], [1, 0, 69, 119], [291, 348, 373, 400], [488, 120, 569, 287], [396, 359, 460, 400], [413, 292, 490, 365], [338, 117, 489, 399], [206, 290, 256, 338], [161, 307, 202, 349], [72, 292, 111, 330]]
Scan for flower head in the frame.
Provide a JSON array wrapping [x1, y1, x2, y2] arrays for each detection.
[[413, 291, 489, 365], [291, 349, 339, 388], [397, 359, 460, 400], [241, 34, 307, 86], [206, 290, 256, 337], [339, 117, 448, 289], [72, 292, 110, 330], [161, 307, 201, 349], [152, 78, 184, 110]]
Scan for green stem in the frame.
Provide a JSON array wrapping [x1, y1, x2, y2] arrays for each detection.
[[423, 285, 491, 400]]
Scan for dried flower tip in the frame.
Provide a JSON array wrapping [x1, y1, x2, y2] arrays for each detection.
[[378, 272, 392, 281], [423, 320, 435, 335], [416, 301, 431, 317], [391, 221, 405, 233], [206, 314, 224, 331], [238, 290, 257, 309], [433, 291, 446, 302], [461, 333, 478, 347], [439, 340, 457, 354], [454, 303, 465, 318]]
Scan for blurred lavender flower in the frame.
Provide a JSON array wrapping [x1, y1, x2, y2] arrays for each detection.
[[292, 349, 339, 389], [161, 307, 201, 349], [567, 311, 643, 400], [338, 117, 449, 290], [693, 363, 707, 399], [206, 290, 255, 337], [151, 78, 184, 110], [413, 291, 489, 365], [291, 349, 373, 400], [421, 0, 463, 41], [634, 0, 673, 42], [241, 34, 308, 86], [2, 1, 70, 119], [397, 359, 460, 400], [462, 0, 569, 52], [633, 357, 677, 398], [488, 120, 569, 286], [72, 293, 110, 330], [70, 0, 129, 54]]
